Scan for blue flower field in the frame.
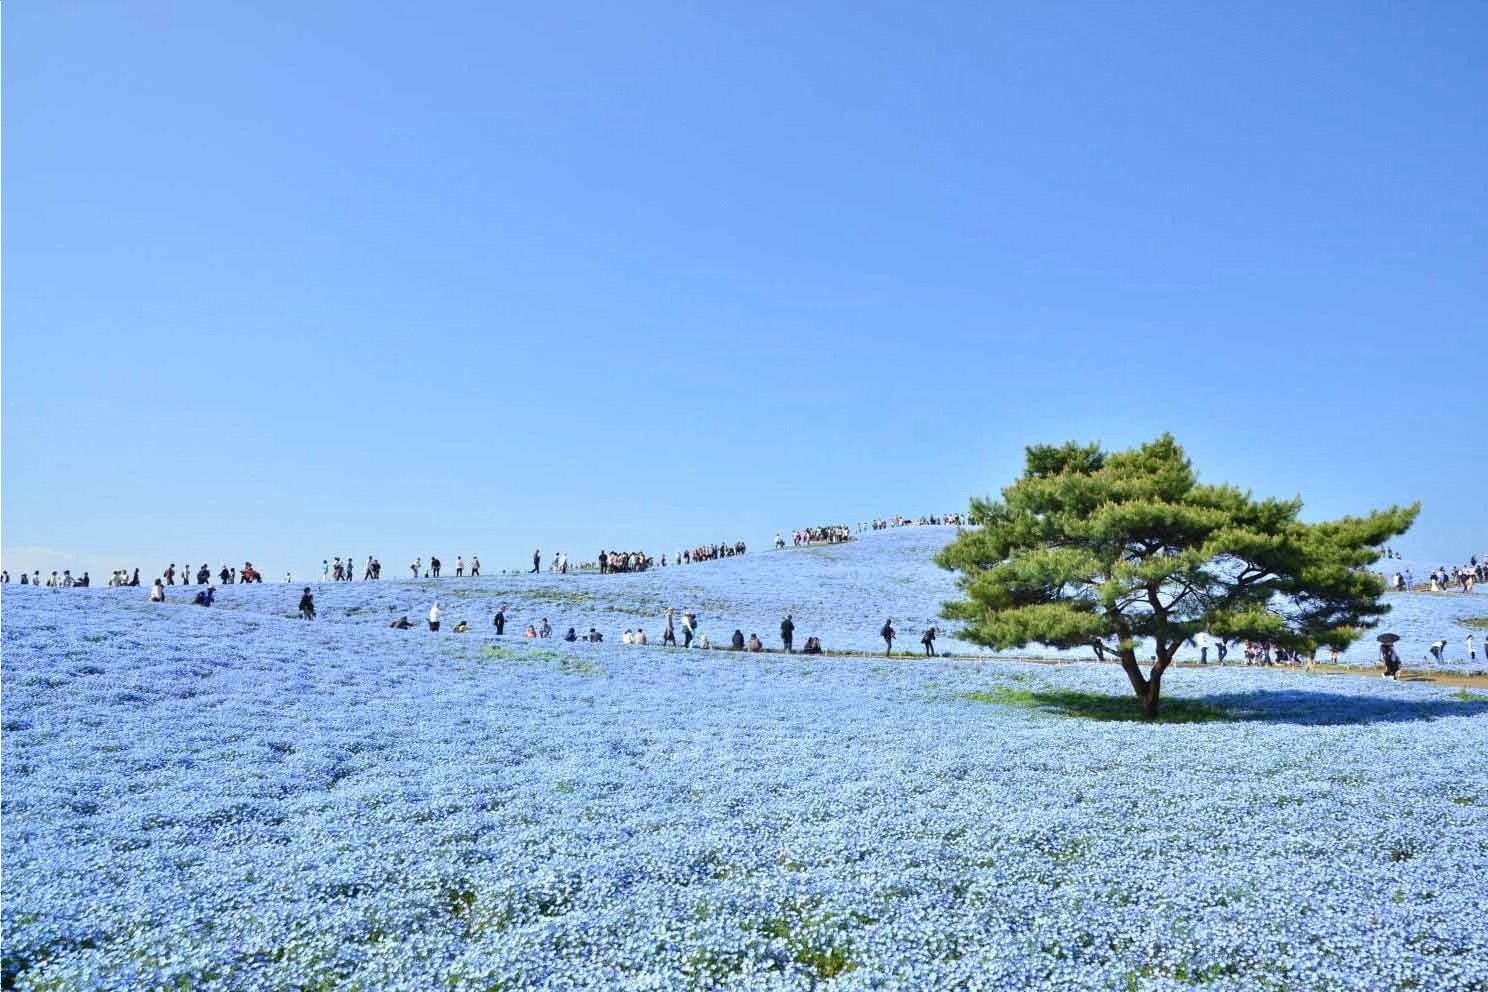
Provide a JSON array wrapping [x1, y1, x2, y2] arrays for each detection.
[[4, 528, 1487, 990]]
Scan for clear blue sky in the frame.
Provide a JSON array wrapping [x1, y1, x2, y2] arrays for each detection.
[[3, 2, 1484, 581]]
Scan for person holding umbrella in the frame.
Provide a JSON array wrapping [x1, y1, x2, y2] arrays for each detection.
[[1377, 633, 1402, 680]]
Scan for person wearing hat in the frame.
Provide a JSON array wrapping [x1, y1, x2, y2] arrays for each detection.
[[299, 587, 316, 621]]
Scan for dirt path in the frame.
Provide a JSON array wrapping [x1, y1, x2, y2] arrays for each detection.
[[797, 647, 1488, 690]]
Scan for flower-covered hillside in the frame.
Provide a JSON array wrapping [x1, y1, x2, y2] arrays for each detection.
[[3, 559, 1488, 990]]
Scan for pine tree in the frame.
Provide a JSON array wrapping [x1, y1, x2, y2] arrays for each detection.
[[937, 435, 1418, 718]]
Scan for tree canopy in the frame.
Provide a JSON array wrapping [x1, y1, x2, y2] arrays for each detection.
[[937, 435, 1418, 717]]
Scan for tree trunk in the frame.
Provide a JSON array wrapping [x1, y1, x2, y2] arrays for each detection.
[[1120, 647, 1169, 720]]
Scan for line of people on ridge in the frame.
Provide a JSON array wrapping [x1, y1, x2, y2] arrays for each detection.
[[406, 555, 481, 579], [784, 526, 852, 547]]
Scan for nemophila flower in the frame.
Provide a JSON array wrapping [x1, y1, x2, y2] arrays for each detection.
[[3, 530, 1487, 989]]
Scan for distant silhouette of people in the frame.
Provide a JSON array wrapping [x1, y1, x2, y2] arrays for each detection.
[[532, 549, 541, 574]]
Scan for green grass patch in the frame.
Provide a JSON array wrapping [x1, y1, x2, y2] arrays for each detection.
[[1452, 689, 1488, 702], [1459, 616, 1488, 631], [960, 687, 1232, 723]]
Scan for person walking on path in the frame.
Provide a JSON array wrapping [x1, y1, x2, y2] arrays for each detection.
[[1468, 634, 1477, 661], [682, 611, 697, 648], [493, 605, 507, 635], [1215, 638, 1229, 663], [1381, 641, 1401, 679], [881, 619, 896, 656], [470, 555, 480, 577], [532, 549, 541, 574], [781, 613, 795, 653], [428, 601, 442, 631], [921, 626, 937, 657], [298, 587, 316, 621]]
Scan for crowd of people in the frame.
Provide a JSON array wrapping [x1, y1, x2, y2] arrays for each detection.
[[1387, 554, 1487, 593], [860, 513, 968, 531], [786, 526, 852, 547]]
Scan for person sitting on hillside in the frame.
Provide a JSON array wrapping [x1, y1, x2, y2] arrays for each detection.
[[587, 628, 604, 642], [453, 620, 470, 633], [802, 636, 823, 655], [523, 624, 538, 638], [730, 629, 745, 651], [635, 628, 648, 646], [699, 634, 711, 649], [149, 579, 166, 602], [564, 627, 578, 642], [390, 615, 413, 629], [192, 586, 216, 607], [622, 629, 634, 644], [299, 588, 316, 620], [540, 618, 552, 638], [747, 633, 763, 652], [77, 572, 90, 587]]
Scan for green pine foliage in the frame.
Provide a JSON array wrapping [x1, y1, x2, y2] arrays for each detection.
[[937, 435, 1418, 718]]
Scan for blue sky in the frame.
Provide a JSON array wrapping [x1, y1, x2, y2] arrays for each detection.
[[4, 1, 1484, 581]]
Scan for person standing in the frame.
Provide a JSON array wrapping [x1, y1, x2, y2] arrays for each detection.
[[455, 556, 464, 577], [493, 606, 507, 635], [1428, 639, 1446, 663], [881, 619, 896, 656], [1468, 634, 1477, 661], [781, 613, 795, 653], [411, 557, 421, 578], [1381, 641, 1401, 679], [921, 626, 937, 657], [470, 555, 480, 577], [365, 556, 375, 580], [682, 610, 696, 648], [298, 587, 316, 620], [663, 608, 677, 646], [532, 549, 541, 574], [428, 601, 442, 631], [559, 552, 568, 574], [431, 556, 441, 578], [1197, 632, 1210, 664], [165, 563, 177, 586]]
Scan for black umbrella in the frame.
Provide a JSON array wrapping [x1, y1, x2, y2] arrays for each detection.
[[1376, 633, 1401, 644]]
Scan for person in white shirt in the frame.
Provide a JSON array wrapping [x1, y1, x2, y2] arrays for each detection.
[[635, 628, 648, 646], [1196, 632, 1211, 664], [622, 630, 634, 645], [428, 602, 442, 631], [148, 579, 166, 602]]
